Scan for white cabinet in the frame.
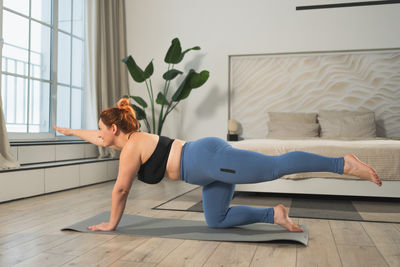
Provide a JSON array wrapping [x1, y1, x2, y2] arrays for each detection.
[[45, 165, 80, 193], [2, 141, 117, 203], [0, 169, 45, 202], [80, 162, 108, 186]]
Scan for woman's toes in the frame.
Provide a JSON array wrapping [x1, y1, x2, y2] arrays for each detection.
[[291, 224, 304, 232]]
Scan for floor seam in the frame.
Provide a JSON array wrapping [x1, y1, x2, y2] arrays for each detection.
[[328, 220, 344, 267]]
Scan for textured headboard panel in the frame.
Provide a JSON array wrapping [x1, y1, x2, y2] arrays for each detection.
[[229, 49, 400, 139]]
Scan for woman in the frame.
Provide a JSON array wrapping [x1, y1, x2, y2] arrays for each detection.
[[54, 98, 382, 233]]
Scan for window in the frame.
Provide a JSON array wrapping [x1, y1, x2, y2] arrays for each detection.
[[1, 0, 85, 139]]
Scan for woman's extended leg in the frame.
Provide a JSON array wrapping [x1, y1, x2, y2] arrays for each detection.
[[211, 145, 345, 184], [186, 138, 381, 186], [181, 137, 350, 186], [181, 137, 382, 186]]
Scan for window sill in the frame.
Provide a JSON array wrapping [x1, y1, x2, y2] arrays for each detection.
[[10, 139, 90, 146]]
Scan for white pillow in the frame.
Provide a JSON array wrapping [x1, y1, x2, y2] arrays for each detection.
[[319, 112, 376, 138], [318, 109, 372, 120], [267, 121, 319, 138], [268, 112, 317, 123]]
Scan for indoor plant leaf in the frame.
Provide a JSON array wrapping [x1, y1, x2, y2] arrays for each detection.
[[122, 56, 146, 83], [156, 92, 169, 105], [164, 38, 182, 64], [130, 95, 148, 108], [171, 70, 195, 101], [162, 69, 183, 80], [131, 104, 147, 120], [189, 70, 210, 88], [144, 60, 154, 79], [177, 46, 201, 63]]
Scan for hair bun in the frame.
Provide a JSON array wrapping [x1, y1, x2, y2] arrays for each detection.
[[117, 98, 130, 109], [116, 98, 137, 120]]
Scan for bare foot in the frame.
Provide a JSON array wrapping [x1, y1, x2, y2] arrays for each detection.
[[343, 154, 382, 187], [273, 204, 303, 232]]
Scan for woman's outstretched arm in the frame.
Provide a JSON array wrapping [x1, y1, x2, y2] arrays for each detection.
[[53, 126, 104, 147]]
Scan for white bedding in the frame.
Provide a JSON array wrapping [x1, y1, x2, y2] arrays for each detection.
[[231, 138, 400, 181]]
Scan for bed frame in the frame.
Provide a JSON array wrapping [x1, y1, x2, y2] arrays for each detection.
[[236, 178, 400, 198], [228, 48, 400, 198]]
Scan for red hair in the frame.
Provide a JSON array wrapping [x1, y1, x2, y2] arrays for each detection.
[[99, 98, 139, 133]]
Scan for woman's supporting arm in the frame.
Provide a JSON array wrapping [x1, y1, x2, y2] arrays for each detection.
[[88, 139, 141, 231], [87, 188, 129, 232], [108, 187, 129, 229]]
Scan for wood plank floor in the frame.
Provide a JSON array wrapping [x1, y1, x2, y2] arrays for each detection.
[[0, 179, 399, 267]]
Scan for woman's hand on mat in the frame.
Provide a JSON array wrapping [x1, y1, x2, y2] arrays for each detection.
[[53, 125, 73, 136], [88, 222, 116, 231]]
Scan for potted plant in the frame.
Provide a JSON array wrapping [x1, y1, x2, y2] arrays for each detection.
[[122, 38, 209, 135]]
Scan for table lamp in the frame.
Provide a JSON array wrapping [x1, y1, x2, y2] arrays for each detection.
[[227, 119, 239, 141]]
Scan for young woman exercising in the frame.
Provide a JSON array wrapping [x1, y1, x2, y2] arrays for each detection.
[[54, 98, 382, 232]]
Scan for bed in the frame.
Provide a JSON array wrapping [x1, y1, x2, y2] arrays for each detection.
[[228, 49, 400, 198]]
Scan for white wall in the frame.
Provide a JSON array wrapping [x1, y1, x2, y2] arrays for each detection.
[[124, 0, 400, 140]]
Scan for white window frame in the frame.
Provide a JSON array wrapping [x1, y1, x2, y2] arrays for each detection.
[[1, 0, 84, 141]]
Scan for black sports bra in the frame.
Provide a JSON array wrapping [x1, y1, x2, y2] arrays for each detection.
[[137, 136, 175, 184]]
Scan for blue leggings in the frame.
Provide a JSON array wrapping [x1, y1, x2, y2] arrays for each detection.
[[180, 137, 344, 228]]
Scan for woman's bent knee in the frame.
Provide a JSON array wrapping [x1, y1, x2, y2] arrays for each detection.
[[204, 215, 227, 228], [205, 219, 226, 228]]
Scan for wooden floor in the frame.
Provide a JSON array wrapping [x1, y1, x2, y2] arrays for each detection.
[[0, 179, 399, 267]]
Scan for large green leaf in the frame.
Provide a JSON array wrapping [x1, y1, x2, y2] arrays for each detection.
[[131, 104, 147, 120], [171, 70, 195, 101], [144, 60, 154, 79], [164, 38, 182, 64], [156, 92, 169, 105], [177, 46, 201, 63], [171, 69, 209, 101], [189, 70, 209, 88], [162, 69, 183, 80], [130, 95, 148, 108], [122, 56, 146, 83]]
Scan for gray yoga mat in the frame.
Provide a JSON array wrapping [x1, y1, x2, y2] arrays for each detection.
[[61, 211, 309, 245]]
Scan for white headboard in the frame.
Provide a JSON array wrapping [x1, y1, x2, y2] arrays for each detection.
[[229, 49, 400, 139]]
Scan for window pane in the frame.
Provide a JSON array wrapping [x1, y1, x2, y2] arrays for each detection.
[[71, 38, 83, 87], [2, 44, 29, 75], [31, 22, 52, 80], [56, 85, 70, 129], [31, 0, 52, 25], [2, 11, 29, 75], [3, 0, 30, 16], [29, 80, 50, 133], [2, 75, 28, 132], [71, 88, 82, 129], [72, 0, 84, 38], [58, 0, 71, 33], [57, 32, 71, 84]]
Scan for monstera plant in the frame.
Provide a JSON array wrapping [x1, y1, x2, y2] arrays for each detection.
[[122, 38, 209, 135]]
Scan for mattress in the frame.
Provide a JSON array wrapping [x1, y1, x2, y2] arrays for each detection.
[[231, 138, 400, 181]]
